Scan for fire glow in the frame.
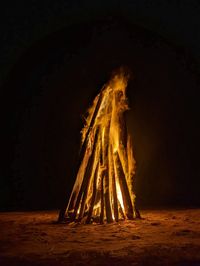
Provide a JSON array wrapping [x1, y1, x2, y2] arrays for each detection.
[[58, 68, 140, 223]]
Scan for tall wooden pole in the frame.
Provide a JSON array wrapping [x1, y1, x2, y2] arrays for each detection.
[[109, 146, 118, 222], [114, 151, 133, 220], [102, 121, 113, 223], [100, 172, 104, 224], [85, 163, 99, 223]]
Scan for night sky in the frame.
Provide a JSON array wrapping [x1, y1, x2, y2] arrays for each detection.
[[1, 1, 200, 211]]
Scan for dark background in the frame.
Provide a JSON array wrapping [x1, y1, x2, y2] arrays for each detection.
[[1, 1, 200, 211]]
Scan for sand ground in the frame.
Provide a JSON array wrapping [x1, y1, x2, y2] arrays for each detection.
[[0, 209, 200, 265]]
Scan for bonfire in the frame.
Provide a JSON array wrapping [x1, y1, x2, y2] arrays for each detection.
[[58, 68, 140, 223]]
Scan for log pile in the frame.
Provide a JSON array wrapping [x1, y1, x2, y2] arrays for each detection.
[[58, 68, 140, 223]]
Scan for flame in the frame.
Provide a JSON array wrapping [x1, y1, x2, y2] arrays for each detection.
[[63, 67, 139, 223], [116, 181, 125, 211]]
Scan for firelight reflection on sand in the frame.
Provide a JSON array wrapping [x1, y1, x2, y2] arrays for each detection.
[[59, 67, 140, 223]]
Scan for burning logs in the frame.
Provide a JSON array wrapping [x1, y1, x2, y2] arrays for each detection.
[[58, 67, 140, 223], [72, 127, 100, 221]]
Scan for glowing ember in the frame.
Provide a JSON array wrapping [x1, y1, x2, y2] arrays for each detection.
[[58, 67, 140, 223]]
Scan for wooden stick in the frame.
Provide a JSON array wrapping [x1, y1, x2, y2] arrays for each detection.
[[58, 141, 91, 222], [100, 168, 105, 224], [102, 122, 113, 223], [104, 169, 113, 223], [126, 134, 141, 219], [66, 149, 90, 214], [114, 91, 128, 148], [118, 200, 126, 220], [119, 112, 128, 149], [77, 157, 97, 221], [85, 163, 99, 224], [114, 151, 133, 220], [78, 135, 100, 221], [110, 146, 118, 222]]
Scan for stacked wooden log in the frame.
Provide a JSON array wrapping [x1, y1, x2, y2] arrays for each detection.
[[58, 69, 140, 223]]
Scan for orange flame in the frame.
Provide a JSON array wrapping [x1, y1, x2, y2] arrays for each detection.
[[64, 67, 139, 223]]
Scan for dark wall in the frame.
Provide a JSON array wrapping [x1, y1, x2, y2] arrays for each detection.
[[2, 15, 200, 210]]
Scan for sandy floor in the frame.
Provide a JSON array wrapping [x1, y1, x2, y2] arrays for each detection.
[[0, 209, 200, 265]]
